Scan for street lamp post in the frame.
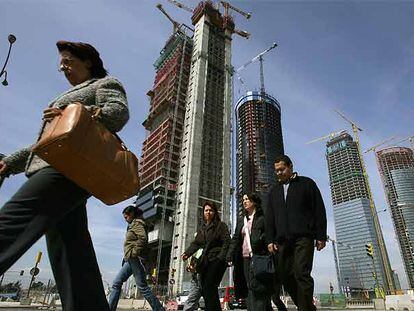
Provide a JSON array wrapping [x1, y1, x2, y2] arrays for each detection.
[[0, 34, 17, 86]]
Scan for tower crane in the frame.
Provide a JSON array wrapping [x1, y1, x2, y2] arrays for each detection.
[[220, 1, 251, 19], [219, 1, 251, 39], [334, 109, 396, 294], [334, 109, 363, 137], [157, 4, 179, 33], [167, 0, 194, 13], [306, 130, 346, 145], [364, 136, 396, 154], [233, 29, 250, 39], [168, 0, 251, 39], [384, 135, 414, 149], [156, 4, 193, 34], [236, 42, 278, 94]]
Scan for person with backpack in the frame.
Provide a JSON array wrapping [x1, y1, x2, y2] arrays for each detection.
[[108, 205, 165, 311]]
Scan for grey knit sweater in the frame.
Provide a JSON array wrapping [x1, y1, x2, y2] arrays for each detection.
[[2, 76, 129, 176]]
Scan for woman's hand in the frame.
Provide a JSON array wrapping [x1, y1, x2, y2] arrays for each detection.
[[181, 253, 189, 261], [0, 161, 7, 176], [42, 108, 62, 122], [268, 243, 278, 254], [315, 240, 326, 251], [227, 261, 233, 267]]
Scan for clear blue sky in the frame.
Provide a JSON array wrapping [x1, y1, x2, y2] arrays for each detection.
[[0, 0, 413, 292]]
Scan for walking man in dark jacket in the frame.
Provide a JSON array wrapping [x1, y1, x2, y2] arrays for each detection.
[[266, 155, 327, 311]]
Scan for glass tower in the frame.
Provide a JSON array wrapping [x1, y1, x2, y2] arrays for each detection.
[[326, 132, 388, 297], [376, 147, 414, 287], [235, 91, 284, 212]]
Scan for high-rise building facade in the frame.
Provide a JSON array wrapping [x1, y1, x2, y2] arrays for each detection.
[[136, 30, 193, 289], [235, 91, 283, 211], [169, 1, 233, 293], [326, 132, 389, 296], [376, 147, 414, 287]]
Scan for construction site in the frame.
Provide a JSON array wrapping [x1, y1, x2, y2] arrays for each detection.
[[235, 43, 284, 212], [136, 0, 251, 294], [235, 91, 283, 211], [136, 6, 193, 290], [135, 0, 413, 303]]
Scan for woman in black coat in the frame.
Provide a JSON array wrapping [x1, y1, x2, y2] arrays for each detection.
[[227, 193, 272, 311], [182, 201, 230, 311]]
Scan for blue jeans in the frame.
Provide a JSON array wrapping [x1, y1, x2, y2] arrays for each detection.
[[107, 259, 164, 311], [183, 273, 202, 311]]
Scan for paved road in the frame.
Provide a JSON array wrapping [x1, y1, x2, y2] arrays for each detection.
[[0, 310, 295, 311], [0, 310, 169, 311], [0, 308, 295, 311], [0, 308, 254, 311]]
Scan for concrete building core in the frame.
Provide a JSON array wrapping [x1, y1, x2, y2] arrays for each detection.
[[168, 1, 233, 294]]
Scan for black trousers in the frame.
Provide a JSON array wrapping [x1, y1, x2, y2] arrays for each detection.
[[200, 259, 226, 311], [0, 167, 109, 311], [272, 279, 287, 311], [276, 237, 316, 311], [242, 258, 272, 311]]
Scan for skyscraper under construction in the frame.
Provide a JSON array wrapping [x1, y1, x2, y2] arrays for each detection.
[[326, 132, 392, 296], [235, 91, 284, 211], [136, 29, 193, 288], [169, 1, 234, 293], [376, 147, 414, 288]]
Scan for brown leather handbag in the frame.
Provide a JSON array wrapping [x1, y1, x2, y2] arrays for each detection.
[[32, 103, 140, 205]]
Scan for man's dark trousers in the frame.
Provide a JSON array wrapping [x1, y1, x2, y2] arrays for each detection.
[[272, 277, 288, 311], [276, 237, 316, 311], [0, 167, 109, 311]]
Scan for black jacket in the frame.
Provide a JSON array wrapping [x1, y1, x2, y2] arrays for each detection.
[[184, 220, 230, 271], [226, 207, 268, 298], [266, 175, 327, 244]]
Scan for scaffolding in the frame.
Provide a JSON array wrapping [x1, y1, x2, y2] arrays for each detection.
[[137, 31, 193, 291], [169, 0, 236, 294]]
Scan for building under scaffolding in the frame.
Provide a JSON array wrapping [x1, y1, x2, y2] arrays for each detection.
[[235, 91, 284, 212], [169, 1, 233, 294], [136, 30, 193, 291], [376, 147, 414, 288]]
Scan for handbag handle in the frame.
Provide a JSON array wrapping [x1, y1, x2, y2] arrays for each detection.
[[243, 217, 253, 258], [91, 107, 130, 151]]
